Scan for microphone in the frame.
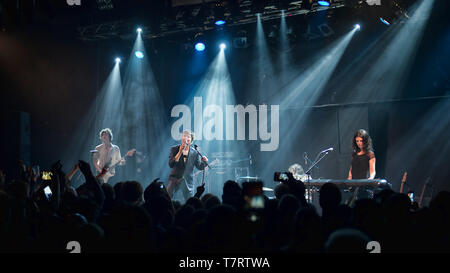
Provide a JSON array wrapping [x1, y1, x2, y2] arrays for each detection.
[[320, 147, 334, 154], [193, 144, 198, 150]]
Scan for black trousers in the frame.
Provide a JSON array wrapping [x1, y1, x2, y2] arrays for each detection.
[[167, 176, 192, 203]]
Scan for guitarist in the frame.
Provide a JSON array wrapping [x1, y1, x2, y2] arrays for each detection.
[[168, 130, 208, 203], [92, 128, 125, 183]]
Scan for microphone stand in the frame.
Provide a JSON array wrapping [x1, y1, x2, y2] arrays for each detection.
[[193, 145, 210, 169], [193, 145, 211, 191], [304, 153, 320, 172], [304, 150, 331, 203]]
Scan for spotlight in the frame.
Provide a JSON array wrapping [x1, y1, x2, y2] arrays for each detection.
[[219, 43, 226, 50], [379, 17, 391, 26], [317, 1, 330, 6], [137, 27, 142, 33], [215, 20, 226, 26], [354, 24, 361, 30], [135, 51, 144, 58], [115, 57, 121, 63], [214, 1, 226, 26], [195, 42, 205, 52]]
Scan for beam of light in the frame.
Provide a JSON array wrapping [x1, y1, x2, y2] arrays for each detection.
[[195, 42, 205, 52], [62, 61, 124, 187], [219, 43, 226, 50], [171, 50, 251, 199], [118, 30, 170, 186], [115, 57, 121, 63], [137, 27, 142, 33], [279, 9, 290, 84], [340, 0, 436, 103], [355, 24, 361, 30], [384, 97, 450, 194], [254, 14, 278, 103], [256, 28, 358, 182], [279, 28, 358, 107]]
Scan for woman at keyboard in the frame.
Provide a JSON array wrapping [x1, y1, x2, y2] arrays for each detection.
[[347, 129, 376, 180]]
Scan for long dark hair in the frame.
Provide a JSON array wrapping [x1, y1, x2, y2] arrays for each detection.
[[352, 129, 373, 155]]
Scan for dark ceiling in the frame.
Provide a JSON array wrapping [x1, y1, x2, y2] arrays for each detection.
[[0, 0, 420, 42]]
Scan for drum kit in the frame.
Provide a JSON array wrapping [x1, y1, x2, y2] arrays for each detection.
[[236, 162, 315, 196], [194, 151, 316, 198]]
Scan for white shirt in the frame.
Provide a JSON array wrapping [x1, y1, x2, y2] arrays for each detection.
[[93, 143, 121, 174]]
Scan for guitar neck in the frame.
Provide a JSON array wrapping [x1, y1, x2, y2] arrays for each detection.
[[399, 172, 407, 193], [109, 155, 127, 169]]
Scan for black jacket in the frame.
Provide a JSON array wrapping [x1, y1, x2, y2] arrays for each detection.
[[168, 145, 207, 191]]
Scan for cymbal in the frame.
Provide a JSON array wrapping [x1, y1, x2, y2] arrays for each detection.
[[263, 187, 273, 192]]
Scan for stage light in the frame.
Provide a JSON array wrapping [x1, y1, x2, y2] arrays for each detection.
[[355, 24, 361, 30], [215, 20, 226, 26], [219, 43, 226, 50], [115, 57, 121, 63], [135, 51, 144, 58], [137, 27, 142, 33], [317, 1, 330, 6], [379, 17, 391, 26], [195, 42, 205, 51]]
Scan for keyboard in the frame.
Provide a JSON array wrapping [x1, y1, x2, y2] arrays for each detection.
[[302, 179, 391, 189]]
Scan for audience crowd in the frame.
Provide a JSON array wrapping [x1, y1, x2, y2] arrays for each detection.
[[0, 160, 449, 253]]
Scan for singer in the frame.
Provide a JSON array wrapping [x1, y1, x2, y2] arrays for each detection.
[[347, 129, 376, 180], [167, 129, 208, 202]]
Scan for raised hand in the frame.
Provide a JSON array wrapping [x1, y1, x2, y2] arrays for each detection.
[[78, 160, 92, 175], [179, 143, 186, 152], [51, 160, 62, 173], [195, 183, 205, 198]]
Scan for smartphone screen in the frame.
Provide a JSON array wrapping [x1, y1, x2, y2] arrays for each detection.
[[44, 186, 52, 199], [274, 172, 288, 182], [407, 192, 414, 203], [250, 195, 265, 209]]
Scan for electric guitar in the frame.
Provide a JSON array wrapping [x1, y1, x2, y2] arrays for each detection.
[[97, 149, 136, 183], [418, 177, 431, 208], [399, 171, 407, 193], [193, 158, 220, 177]]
